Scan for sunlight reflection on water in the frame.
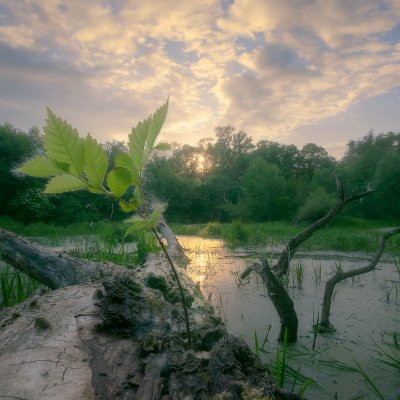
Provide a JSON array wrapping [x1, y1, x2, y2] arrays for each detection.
[[178, 235, 400, 400]]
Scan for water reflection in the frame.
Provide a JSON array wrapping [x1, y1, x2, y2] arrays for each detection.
[[178, 235, 400, 400]]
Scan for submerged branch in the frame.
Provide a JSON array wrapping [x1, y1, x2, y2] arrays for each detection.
[[320, 227, 400, 328]]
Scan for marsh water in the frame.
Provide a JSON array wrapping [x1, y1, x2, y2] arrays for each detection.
[[179, 236, 400, 400], [30, 234, 400, 399]]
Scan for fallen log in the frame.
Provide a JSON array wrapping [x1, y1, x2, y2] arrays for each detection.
[[0, 227, 301, 400]]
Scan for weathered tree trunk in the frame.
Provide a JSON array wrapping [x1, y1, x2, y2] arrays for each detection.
[[320, 227, 400, 330], [241, 260, 298, 342], [242, 179, 376, 342], [0, 227, 300, 400]]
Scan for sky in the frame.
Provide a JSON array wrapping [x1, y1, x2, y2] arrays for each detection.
[[0, 0, 399, 159]]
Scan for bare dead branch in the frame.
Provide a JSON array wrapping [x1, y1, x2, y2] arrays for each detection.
[[273, 181, 374, 277], [320, 227, 400, 328]]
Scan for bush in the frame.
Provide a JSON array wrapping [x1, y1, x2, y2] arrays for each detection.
[[200, 221, 224, 237], [295, 188, 335, 223], [224, 220, 248, 247]]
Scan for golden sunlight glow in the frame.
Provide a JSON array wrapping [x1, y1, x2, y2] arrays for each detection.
[[179, 236, 222, 289], [196, 154, 207, 174]]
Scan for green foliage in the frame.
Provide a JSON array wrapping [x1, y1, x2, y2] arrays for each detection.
[[125, 206, 164, 236], [266, 328, 314, 395], [16, 101, 169, 226], [0, 264, 43, 308], [84, 134, 109, 190], [106, 167, 131, 197], [13, 99, 195, 348], [225, 220, 249, 247], [128, 100, 169, 182], [69, 229, 158, 267], [45, 174, 89, 193], [43, 108, 85, 176], [16, 156, 66, 177], [232, 158, 288, 221], [10, 101, 172, 267], [295, 188, 336, 223]]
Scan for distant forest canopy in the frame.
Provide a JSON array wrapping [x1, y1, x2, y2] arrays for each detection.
[[1, 123, 400, 225]]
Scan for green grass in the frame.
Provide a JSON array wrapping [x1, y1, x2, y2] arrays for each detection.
[[0, 216, 161, 267], [171, 217, 400, 253], [0, 263, 44, 308], [0, 218, 161, 307], [69, 230, 159, 267], [266, 328, 315, 395], [0, 216, 119, 241]]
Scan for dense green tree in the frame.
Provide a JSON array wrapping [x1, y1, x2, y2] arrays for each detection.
[[231, 158, 289, 221], [211, 125, 254, 172], [2, 117, 398, 225], [253, 140, 304, 179], [0, 124, 45, 221], [339, 131, 400, 220], [300, 143, 336, 179]]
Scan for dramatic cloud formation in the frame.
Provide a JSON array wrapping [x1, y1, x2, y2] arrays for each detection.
[[0, 0, 399, 157]]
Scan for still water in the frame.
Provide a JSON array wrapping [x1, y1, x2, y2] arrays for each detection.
[[179, 236, 400, 400]]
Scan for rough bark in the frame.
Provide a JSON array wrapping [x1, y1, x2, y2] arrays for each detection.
[[242, 260, 298, 342], [0, 228, 124, 289], [320, 227, 400, 330], [0, 227, 301, 400]]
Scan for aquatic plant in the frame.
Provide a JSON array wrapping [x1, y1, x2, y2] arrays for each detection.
[[354, 361, 386, 400], [225, 220, 249, 248], [293, 261, 305, 289], [312, 263, 322, 285], [270, 329, 314, 395], [312, 313, 320, 351], [69, 229, 158, 267]]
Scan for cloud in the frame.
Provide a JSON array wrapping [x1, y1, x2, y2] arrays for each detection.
[[214, 0, 400, 141], [0, 0, 399, 154]]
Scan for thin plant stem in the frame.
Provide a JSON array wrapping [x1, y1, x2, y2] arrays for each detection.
[[152, 227, 192, 349], [139, 182, 192, 349]]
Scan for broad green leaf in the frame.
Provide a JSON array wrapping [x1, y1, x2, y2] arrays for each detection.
[[125, 206, 164, 232], [124, 218, 153, 236], [154, 142, 171, 151], [15, 156, 66, 177], [106, 167, 131, 198], [44, 174, 89, 193], [144, 99, 168, 159], [129, 119, 149, 174], [84, 134, 108, 189], [44, 108, 85, 176], [128, 99, 168, 172], [119, 198, 138, 213], [148, 206, 164, 227], [133, 187, 144, 206], [115, 153, 139, 184]]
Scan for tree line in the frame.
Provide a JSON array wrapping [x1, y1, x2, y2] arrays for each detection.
[[1, 123, 399, 225]]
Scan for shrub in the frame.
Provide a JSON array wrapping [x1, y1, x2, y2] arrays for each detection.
[[295, 188, 335, 223]]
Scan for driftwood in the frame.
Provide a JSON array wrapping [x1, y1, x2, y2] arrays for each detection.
[[242, 179, 376, 342], [0, 225, 300, 400], [320, 227, 400, 330]]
